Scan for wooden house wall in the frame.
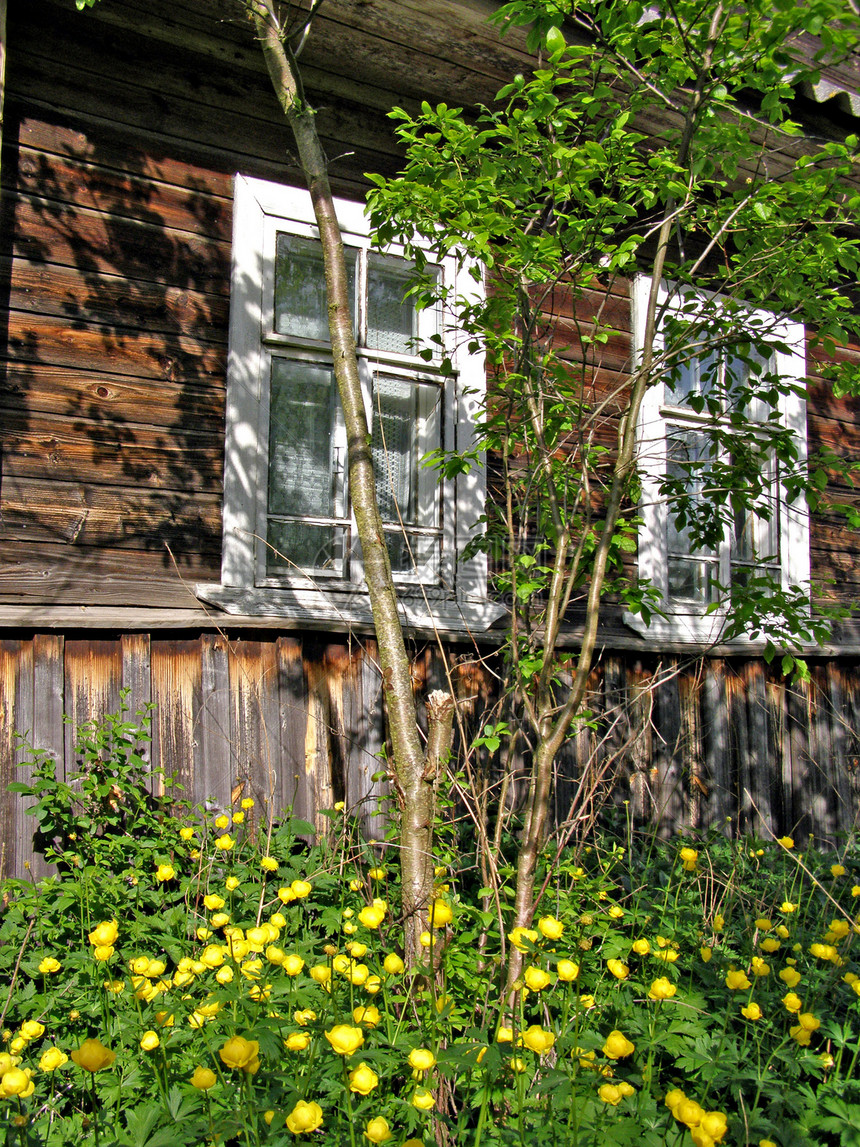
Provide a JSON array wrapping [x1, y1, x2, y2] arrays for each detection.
[[2, 631, 859, 880], [0, 0, 859, 878]]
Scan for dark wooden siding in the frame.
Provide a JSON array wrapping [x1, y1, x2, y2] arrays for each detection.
[[2, 631, 859, 879]]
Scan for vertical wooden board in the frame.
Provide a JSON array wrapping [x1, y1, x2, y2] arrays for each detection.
[[785, 675, 812, 839], [12, 640, 37, 877], [843, 667, 860, 827], [343, 642, 387, 838], [323, 641, 352, 811], [740, 661, 772, 835], [276, 635, 310, 821], [726, 664, 750, 833], [765, 674, 789, 833], [678, 669, 703, 832], [198, 633, 234, 815], [229, 639, 283, 817], [701, 659, 732, 833], [302, 648, 334, 832], [601, 656, 630, 815], [808, 665, 835, 841], [626, 658, 654, 824], [62, 639, 123, 780], [121, 634, 153, 792], [653, 659, 684, 836], [150, 638, 200, 801], [825, 667, 854, 835], [0, 640, 22, 881], [28, 634, 64, 878]]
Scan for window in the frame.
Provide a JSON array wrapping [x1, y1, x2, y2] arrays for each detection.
[[197, 176, 503, 632], [626, 277, 810, 644]]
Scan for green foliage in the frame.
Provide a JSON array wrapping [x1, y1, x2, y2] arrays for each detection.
[[3, 728, 860, 1145]]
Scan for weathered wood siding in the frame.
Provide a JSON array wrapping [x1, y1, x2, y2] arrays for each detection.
[[2, 632, 859, 878]]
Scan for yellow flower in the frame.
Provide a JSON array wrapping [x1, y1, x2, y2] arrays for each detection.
[[283, 954, 305, 977], [783, 992, 802, 1013], [760, 1141, 778, 1147], [383, 953, 405, 975], [291, 879, 312, 899], [358, 905, 386, 929], [713, 914, 725, 931], [39, 1048, 68, 1071], [598, 1083, 623, 1105], [777, 836, 794, 848], [798, 1012, 820, 1032], [831, 864, 846, 877], [429, 899, 453, 928], [70, 1039, 116, 1073], [608, 905, 624, 920], [751, 956, 770, 978], [232, 811, 245, 825], [204, 894, 225, 911], [140, 1031, 160, 1051], [579, 993, 596, 1009], [93, 944, 115, 962], [285, 1031, 311, 1051], [607, 958, 629, 980], [180, 826, 194, 841], [353, 1006, 380, 1028], [349, 1062, 379, 1095], [214, 834, 234, 851], [679, 847, 699, 872], [602, 1030, 634, 1059], [521, 1025, 555, 1055], [509, 927, 538, 952], [524, 966, 553, 991], [0, 1068, 33, 1098], [218, 1035, 260, 1072], [225, 876, 240, 891], [38, 957, 61, 974], [741, 1003, 762, 1021], [664, 1089, 686, 1113], [538, 915, 564, 940], [632, 938, 650, 955], [412, 1087, 435, 1111], [761, 938, 781, 953], [700, 946, 712, 962], [780, 901, 797, 914], [648, 977, 676, 1001], [364, 1116, 392, 1143], [325, 1025, 364, 1056], [810, 942, 838, 962], [155, 864, 175, 883], [754, 918, 773, 932], [700, 1110, 728, 1142], [20, 1020, 45, 1042], [260, 856, 278, 872], [557, 958, 580, 981], [285, 1100, 324, 1135], [294, 1009, 317, 1027], [725, 968, 751, 990], [675, 1098, 705, 1127], [408, 1048, 437, 1073], [88, 920, 118, 948], [367, 867, 385, 880], [779, 966, 801, 988], [214, 814, 230, 829], [790, 1024, 812, 1046], [241, 797, 254, 809]]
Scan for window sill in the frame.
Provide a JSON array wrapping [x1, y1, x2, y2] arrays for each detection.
[[196, 584, 507, 636]]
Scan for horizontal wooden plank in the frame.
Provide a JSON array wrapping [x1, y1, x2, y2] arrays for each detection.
[[0, 409, 224, 491], [6, 143, 233, 244], [0, 475, 221, 553], [5, 308, 226, 384], [11, 112, 235, 200], [3, 191, 231, 295], [2, 361, 224, 428], [3, 257, 229, 344], [0, 541, 221, 607]]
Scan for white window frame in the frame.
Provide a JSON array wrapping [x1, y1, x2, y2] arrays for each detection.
[[625, 275, 811, 645], [196, 175, 504, 632]]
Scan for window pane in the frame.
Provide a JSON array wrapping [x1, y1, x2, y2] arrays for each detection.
[[274, 234, 357, 341], [664, 319, 719, 405], [384, 530, 438, 576], [367, 257, 419, 355], [668, 557, 719, 604], [266, 521, 346, 577], [371, 375, 418, 524], [666, 428, 715, 557], [268, 360, 338, 519]]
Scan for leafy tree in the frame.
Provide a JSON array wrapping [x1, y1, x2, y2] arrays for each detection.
[[367, 0, 860, 983]]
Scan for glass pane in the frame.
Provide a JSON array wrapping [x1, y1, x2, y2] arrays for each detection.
[[371, 376, 417, 524], [367, 257, 418, 354], [668, 557, 719, 604], [274, 234, 357, 341], [664, 319, 719, 405], [384, 530, 438, 576], [267, 361, 337, 519], [666, 428, 715, 558], [266, 521, 346, 577], [731, 460, 779, 563]]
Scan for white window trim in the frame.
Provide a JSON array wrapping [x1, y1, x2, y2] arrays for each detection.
[[197, 175, 504, 633], [625, 275, 811, 646]]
